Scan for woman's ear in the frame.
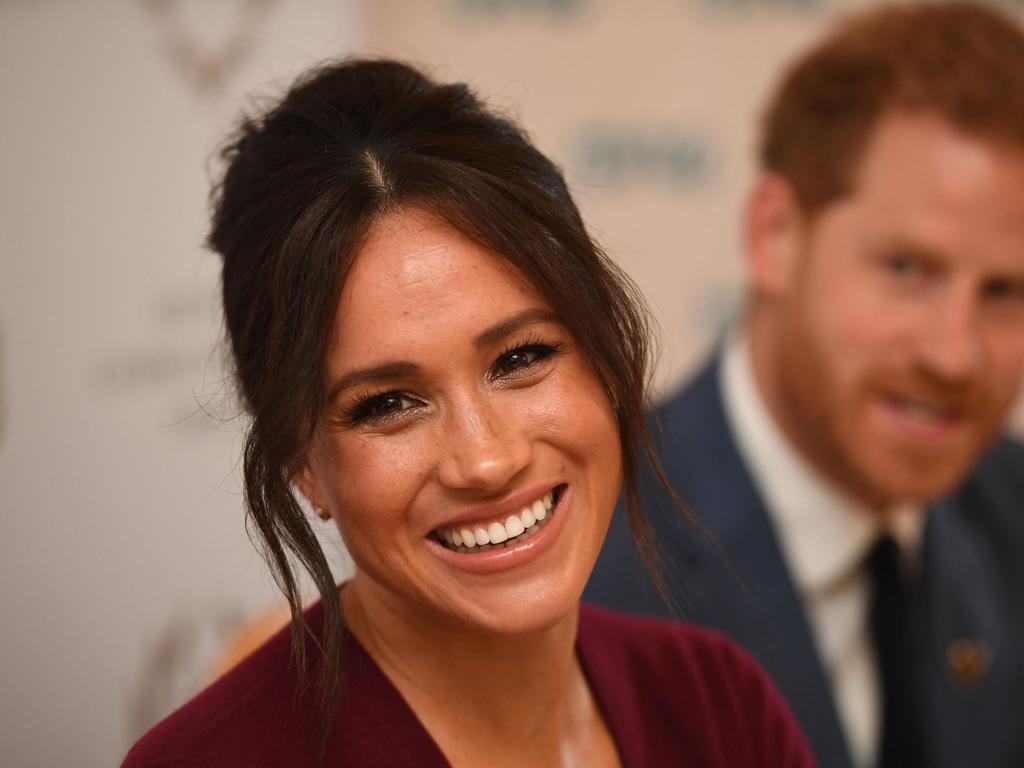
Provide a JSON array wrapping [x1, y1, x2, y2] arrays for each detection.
[[294, 463, 332, 521], [742, 174, 805, 297]]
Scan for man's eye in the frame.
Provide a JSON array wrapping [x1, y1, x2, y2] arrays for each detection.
[[885, 256, 920, 276], [879, 254, 942, 290], [983, 278, 1024, 303], [492, 344, 560, 378]]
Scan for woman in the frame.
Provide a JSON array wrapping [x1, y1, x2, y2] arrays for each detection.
[[123, 59, 814, 767]]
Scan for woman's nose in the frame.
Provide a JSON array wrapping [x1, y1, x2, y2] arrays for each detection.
[[435, 393, 532, 492]]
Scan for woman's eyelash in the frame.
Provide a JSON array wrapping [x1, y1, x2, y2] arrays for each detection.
[[338, 336, 563, 426], [490, 336, 564, 378], [341, 390, 420, 426]]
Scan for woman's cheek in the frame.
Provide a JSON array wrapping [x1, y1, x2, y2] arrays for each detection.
[[332, 431, 434, 524], [537, 366, 618, 444]]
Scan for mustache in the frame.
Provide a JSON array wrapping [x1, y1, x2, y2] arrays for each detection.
[[871, 368, 990, 413]]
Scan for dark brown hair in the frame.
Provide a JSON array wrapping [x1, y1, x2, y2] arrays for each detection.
[[761, 1, 1024, 217], [209, 58, 680, 754]]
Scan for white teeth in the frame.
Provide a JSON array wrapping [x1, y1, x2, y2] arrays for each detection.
[[436, 489, 560, 551], [505, 514, 525, 538], [532, 499, 547, 521], [903, 402, 943, 423], [488, 522, 508, 544], [892, 396, 950, 424], [521, 507, 535, 527]]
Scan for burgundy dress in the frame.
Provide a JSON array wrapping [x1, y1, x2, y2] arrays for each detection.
[[122, 602, 816, 767]]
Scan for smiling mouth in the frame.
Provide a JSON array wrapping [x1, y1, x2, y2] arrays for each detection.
[[884, 393, 964, 427], [433, 485, 565, 554]]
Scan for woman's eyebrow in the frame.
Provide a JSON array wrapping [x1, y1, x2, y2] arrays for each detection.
[[328, 361, 421, 402], [328, 309, 558, 402], [473, 308, 558, 351]]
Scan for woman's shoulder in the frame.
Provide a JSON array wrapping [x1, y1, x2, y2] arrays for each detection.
[[579, 600, 734, 648], [578, 601, 766, 675], [578, 602, 776, 699], [578, 603, 816, 767], [121, 610, 322, 768]]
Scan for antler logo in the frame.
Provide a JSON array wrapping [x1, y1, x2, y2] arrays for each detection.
[[141, 0, 278, 97]]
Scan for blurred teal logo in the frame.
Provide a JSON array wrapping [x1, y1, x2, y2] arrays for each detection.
[[572, 124, 711, 190], [685, 0, 828, 12], [452, 0, 585, 17]]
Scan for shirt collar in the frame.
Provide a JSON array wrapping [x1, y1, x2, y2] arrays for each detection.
[[719, 332, 922, 594]]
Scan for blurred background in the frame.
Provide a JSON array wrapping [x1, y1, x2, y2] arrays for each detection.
[[2, 1, 1022, 765]]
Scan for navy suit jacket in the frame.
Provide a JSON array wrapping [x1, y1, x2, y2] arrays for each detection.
[[586, 356, 1024, 768]]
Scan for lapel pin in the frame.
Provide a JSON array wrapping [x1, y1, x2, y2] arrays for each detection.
[[946, 638, 991, 689]]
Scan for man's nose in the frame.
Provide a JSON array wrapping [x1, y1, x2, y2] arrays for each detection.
[[915, 286, 984, 383], [435, 392, 531, 492]]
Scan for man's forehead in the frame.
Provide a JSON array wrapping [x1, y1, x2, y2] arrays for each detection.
[[854, 112, 1006, 186], [811, 112, 1024, 245]]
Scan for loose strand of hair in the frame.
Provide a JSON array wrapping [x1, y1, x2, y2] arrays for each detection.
[[242, 434, 344, 764]]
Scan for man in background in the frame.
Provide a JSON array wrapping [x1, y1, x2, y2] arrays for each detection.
[[587, 4, 1024, 768]]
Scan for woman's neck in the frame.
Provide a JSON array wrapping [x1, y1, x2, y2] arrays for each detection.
[[341, 575, 617, 768]]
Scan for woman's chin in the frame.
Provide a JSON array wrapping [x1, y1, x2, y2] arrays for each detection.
[[345, 564, 585, 641], [428, 542, 595, 637], [446, 582, 583, 638]]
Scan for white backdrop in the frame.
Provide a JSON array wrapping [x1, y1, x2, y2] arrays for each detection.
[[0, 2, 362, 766], [2, 1, 1022, 766]]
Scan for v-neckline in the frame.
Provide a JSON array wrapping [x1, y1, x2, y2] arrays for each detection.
[[336, 605, 630, 767]]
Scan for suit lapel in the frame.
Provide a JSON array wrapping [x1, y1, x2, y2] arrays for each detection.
[[654, 358, 854, 768], [917, 493, 1017, 768]]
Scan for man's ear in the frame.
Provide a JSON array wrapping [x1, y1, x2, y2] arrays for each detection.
[[743, 174, 805, 297]]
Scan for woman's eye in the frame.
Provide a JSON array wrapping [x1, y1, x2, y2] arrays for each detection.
[[349, 392, 421, 425], [491, 343, 560, 378]]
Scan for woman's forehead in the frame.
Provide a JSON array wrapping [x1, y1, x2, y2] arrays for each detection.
[[331, 209, 551, 360], [355, 210, 483, 290]]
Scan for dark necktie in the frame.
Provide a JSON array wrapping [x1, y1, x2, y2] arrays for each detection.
[[868, 535, 924, 768]]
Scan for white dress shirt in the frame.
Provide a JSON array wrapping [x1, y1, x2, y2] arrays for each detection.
[[720, 332, 923, 768]]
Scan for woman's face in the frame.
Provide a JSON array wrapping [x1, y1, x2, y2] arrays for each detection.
[[301, 208, 622, 636]]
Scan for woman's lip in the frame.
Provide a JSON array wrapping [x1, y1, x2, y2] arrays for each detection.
[[426, 486, 570, 575], [431, 483, 560, 531]]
